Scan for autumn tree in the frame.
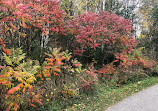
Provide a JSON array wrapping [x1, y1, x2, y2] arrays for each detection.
[[138, 0, 158, 59], [0, 0, 66, 61], [67, 11, 137, 66]]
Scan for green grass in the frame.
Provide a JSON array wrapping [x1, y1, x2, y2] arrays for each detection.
[[16, 76, 158, 111], [21, 77, 158, 111], [65, 76, 158, 111]]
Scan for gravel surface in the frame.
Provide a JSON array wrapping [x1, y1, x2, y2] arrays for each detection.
[[106, 84, 158, 111]]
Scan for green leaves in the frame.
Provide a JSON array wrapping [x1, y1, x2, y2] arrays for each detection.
[[3, 48, 25, 66], [3, 52, 13, 66]]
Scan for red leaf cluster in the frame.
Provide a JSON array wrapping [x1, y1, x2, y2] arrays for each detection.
[[0, 39, 10, 55], [68, 12, 137, 55], [0, 0, 66, 35]]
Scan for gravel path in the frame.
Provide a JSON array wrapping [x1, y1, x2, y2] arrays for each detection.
[[106, 84, 158, 111]]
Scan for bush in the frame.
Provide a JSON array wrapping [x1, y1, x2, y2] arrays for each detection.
[[67, 11, 137, 66], [0, 48, 41, 111]]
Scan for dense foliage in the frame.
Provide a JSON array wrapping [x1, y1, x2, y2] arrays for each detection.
[[0, 0, 157, 111], [68, 12, 137, 61]]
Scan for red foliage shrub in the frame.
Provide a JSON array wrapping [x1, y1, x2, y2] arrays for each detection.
[[0, 0, 66, 37], [68, 11, 137, 56]]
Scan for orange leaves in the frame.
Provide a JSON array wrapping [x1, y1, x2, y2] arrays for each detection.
[[0, 59, 39, 111], [0, 49, 41, 111], [30, 103, 36, 107], [0, 73, 9, 78], [44, 48, 69, 76], [53, 72, 59, 76], [22, 88, 26, 93], [113, 60, 119, 62], [0, 72, 12, 86], [7, 83, 23, 94], [0, 65, 5, 69], [35, 99, 43, 105], [0, 38, 4, 44], [44, 70, 51, 77], [0, 39, 10, 55], [19, 21, 31, 29], [9, 23, 17, 30], [2, 47, 11, 55], [27, 94, 43, 108], [45, 58, 54, 62], [0, 81, 11, 85], [97, 63, 116, 75]]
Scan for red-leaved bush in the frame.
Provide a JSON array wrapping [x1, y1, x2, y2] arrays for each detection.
[[68, 11, 137, 56], [0, 0, 66, 37]]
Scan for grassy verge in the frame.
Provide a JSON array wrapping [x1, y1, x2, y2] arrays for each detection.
[[65, 76, 158, 111]]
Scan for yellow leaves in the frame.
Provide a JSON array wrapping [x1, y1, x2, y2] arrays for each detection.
[[0, 71, 12, 86], [3, 52, 13, 66], [140, 34, 146, 38], [45, 58, 54, 62], [0, 73, 10, 78], [75, 68, 80, 73], [24, 83, 31, 88], [26, 75, 36, 84], [52, 48, 61, 56], [18, 32, 27, 38], [13, 102, 20, 111], [137, 47, 145, 51], [17, 77, 23, 82], [46, 78, 51, 80]]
